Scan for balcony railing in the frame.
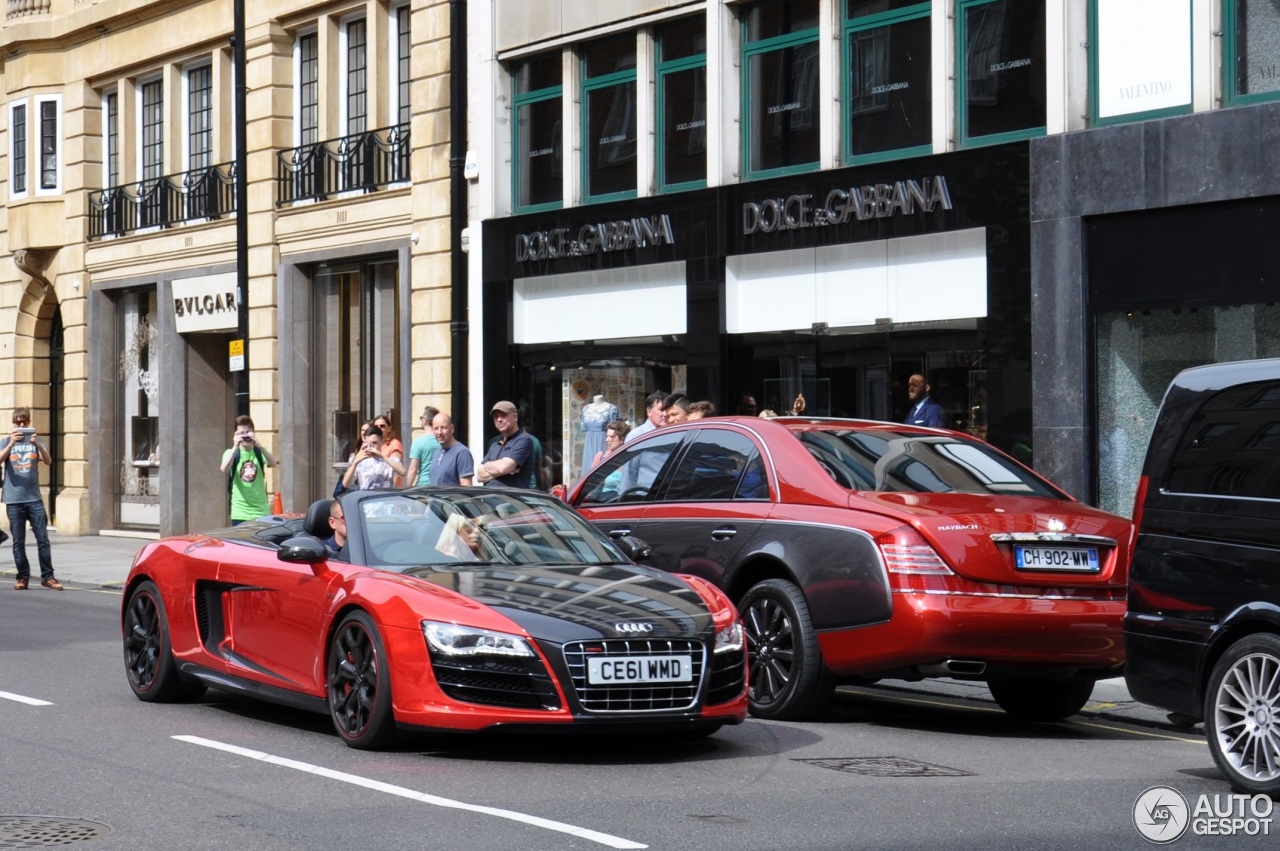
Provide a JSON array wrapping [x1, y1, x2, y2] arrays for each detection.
[[87, 163, 236, 240], [276, 124, 410, 206]]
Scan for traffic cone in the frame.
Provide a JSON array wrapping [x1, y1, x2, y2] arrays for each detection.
[[272, 491, 284, 515]]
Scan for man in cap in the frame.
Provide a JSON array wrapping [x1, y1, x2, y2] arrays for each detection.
[[475, 401, 535, 488]]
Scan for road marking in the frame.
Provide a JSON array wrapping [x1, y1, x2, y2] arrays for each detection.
[[174, 735, 647, 850], [1068, 719, 1206, 744], [0, 690, 53, 706]]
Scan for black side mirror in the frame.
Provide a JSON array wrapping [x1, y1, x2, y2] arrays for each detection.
[[615, 535, 651, 562], [277, 535, 328, 565]]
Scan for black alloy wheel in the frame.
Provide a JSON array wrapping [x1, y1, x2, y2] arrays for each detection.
[[122, 580, 206, 703], [740, 578, 833, 721], [327, 610, 395, 750]]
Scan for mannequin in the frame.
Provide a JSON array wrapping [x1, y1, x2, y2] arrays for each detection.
[[581, 394, 619, 472]]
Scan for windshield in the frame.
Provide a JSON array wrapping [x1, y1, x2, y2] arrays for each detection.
[[353, 491, 631, 568], [797, 429, 1063, 497]]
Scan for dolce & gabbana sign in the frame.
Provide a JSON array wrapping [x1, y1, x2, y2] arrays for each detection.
[[742, 176, 952, 235], [516, 214, 675, 262]]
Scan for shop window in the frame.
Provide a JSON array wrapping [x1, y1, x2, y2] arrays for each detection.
[[512, 52, 563, 212], [1225, 0, 1280, 106], [742, 0, 820, 179], [10, 102, 26, 197], [582, 35, 637, 203], [657, 18, 707, 192], [844, 0, 932, 164], [1089, 0, 1191, 125], [956, 0, 1045, 147], [118, 289, 160, 529]]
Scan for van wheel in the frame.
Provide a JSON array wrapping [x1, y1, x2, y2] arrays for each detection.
[[1204, 633, 1280, 796], [740, 579, 834, 720], [988, 677, 1094, 721]]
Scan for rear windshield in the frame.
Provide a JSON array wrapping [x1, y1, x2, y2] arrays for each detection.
[[796, 429, 1062, 497]]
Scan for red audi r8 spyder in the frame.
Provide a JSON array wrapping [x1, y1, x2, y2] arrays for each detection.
[[565, 417, 1133, 722], [121, 488, 747, 749]]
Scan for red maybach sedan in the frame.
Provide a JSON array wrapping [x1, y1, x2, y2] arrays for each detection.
[[566, 417, 1133, 722]]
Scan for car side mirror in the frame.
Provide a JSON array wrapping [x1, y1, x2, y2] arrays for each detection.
[[278, 535, 328, 565], [615, 535, 651, 562], [550, 483, 568, 501]]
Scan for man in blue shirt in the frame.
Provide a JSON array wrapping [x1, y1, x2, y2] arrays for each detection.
[[904, 374, 947, 428], [476, 401, 534, 488], [430, 412, 474, 486]]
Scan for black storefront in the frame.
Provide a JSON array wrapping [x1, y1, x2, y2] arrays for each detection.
[[482, 142, 1034, 486]]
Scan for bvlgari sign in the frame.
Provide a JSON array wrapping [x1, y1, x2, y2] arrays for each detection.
[[172, 272, 239, 334], [516, 214, 675, 261], [742, 176, 952, 235]]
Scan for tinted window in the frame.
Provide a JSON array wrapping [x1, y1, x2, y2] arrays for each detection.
[[665, 430, 765, 501], [577, 430, 685, 505], [1165, 380, 1280, 499], [798, 428, 1061, 496]]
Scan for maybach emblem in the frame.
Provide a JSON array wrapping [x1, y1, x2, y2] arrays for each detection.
[[615, 622, 654, 634]]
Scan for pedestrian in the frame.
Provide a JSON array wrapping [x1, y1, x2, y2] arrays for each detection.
[[905, 373, 947, 428], [429, 412, 474, 486], [405, 406, 441, 487], [590, 420, 631, 469], [663, 393, 691, 425], [4, 407, 60, 590], [370, 411, 405, 486], [626, 390, 668, 442], [736, 394, 759, 416], [324, 499, 348, 560], [220, 415, 278, 526], [340, 424, 406, 491], [687, 400, 716, 419], [475, 401, 535, 488]]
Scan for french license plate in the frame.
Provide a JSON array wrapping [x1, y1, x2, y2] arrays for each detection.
[[1014, 546, 1100, 572], [587, 655, 693, 685]]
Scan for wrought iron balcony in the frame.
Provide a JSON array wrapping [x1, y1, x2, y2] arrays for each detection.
[[87, 163, 236, 240], [276, 124, 410, 206]]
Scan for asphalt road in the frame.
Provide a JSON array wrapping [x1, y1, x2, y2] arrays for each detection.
[[1, 587, 1268, 851]]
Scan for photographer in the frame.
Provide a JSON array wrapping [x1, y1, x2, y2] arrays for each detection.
[[5, 406, 60, 590], [340, 424, 406, 492], [220, 415, 277, 525]]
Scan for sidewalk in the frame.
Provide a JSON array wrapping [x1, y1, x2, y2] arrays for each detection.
[[1, 531, 1196, 735]]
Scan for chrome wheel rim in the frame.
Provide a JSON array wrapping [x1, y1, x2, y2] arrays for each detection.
[[744, 596, 794, 706], [328, 621, 380, 738], [1213, 651, 1280, 783], [123, 592, 161, 692]]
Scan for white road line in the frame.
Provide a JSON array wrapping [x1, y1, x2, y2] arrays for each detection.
[[174, 735, 647, 850], [0, 690, 53, 706]]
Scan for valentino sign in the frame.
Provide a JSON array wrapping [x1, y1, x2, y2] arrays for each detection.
[[515, 214, 675, 261], [742, 176, 952, 235]]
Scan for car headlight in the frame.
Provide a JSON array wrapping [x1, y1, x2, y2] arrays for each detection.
[[422, 621, 536, 658], [714, 620, 744, 654]]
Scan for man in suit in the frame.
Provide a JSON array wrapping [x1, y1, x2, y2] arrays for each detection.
[[904, 374, 947, 428]]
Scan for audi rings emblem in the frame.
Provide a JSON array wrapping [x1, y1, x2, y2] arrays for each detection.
[[615, 622, 654, 634]]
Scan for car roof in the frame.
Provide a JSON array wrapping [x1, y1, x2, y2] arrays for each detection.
[[1165, 357, 1280, 395]]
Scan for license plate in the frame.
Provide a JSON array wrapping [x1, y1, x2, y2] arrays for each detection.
[[586, 655, 693, 685], [1014, 546, 1100, 572]]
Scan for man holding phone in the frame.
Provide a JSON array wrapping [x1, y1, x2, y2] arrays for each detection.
[[4, 406, 60, 590], [220, 415, 277, 525]]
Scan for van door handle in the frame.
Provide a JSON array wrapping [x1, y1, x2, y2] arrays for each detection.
[[710, 527, 738, 541], [607, 528, 632, 539]]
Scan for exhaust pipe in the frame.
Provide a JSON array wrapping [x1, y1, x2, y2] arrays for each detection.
[[919, 659, 988, 677]]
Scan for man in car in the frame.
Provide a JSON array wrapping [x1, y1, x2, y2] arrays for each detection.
[[476, 401, 534, 488], [324, 499, 348, 560]]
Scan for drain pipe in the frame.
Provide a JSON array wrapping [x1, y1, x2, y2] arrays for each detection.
[[449, 0, 469, 436]]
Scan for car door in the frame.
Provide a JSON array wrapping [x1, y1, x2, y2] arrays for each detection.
[[573, 429, 687, 544], [637, 428, 771, 588], [218, 553, 342, 693]]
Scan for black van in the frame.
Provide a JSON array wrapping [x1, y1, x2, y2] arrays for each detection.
[[1125, 358, 1280, 796]]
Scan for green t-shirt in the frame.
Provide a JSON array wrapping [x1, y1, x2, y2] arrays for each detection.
[[222, 445, 269, 521]]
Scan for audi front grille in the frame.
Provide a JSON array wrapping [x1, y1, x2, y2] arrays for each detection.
[[562, 638, 706, 713]]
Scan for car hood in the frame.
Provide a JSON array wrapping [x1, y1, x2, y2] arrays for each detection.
[[853, 491, 1133, 586], [402, 563, 714, 644]]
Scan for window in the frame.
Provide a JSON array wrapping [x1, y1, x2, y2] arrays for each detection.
[[1225, 0, 1280, 105], [665, 431, 764, 501], [582, 35, 637, 202], [38, 99, 59, 191], [141, 80, 164, 180], [657, 19, 707, 192], [396, 5, 411, 127], [1165, 381, 1280, 499], [299, 33, 319, 145], [956, 0, 1045, 146], [844, 0, 931, 163], [1090, 0, 1191, 124], [187, 66, 213, 171], [105, 92, 119, 187], [345, 17, 368, 136], [117, 289, 160, 528], [512, 53, 562, 212], [577, 431, 685, 505], [742, 0, 820, 179], [10, 103, 27, 196]]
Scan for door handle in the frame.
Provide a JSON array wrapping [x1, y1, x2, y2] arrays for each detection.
[[710, 527, 738, 541], [608, 528, 632, 539]]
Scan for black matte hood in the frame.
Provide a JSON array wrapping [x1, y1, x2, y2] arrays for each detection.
[[404, 563, 713, 644]]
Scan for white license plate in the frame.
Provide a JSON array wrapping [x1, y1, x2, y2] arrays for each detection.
[[1014, 546, 1100, 572], [586, 655, 693, 685]]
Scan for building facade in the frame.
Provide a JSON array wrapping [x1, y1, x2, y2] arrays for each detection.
[[469, 0, 1280, 513], [2, 0, 458, 535]]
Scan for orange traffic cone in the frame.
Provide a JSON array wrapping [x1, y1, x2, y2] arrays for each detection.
[[272, 491, 284, 515]]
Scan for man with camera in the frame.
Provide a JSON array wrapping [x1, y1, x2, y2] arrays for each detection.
[[220, 415, 278, 525], [5, 406, 60, 590]]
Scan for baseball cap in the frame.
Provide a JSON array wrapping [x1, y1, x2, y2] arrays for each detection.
[[491, 400, 518, 415]]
